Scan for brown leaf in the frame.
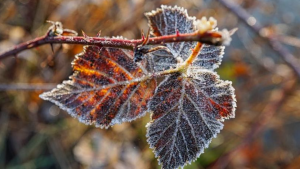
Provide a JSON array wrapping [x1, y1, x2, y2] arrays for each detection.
[[40, 45, 156, 128]]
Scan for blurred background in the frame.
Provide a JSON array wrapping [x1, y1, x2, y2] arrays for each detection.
[[1, 0, 300, 168]]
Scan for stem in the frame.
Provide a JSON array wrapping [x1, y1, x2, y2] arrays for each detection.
[[154, 42, 203, 76], [75, 41, 204, 94], [0, 31, 223, 60], [183, 42, 203, 66]]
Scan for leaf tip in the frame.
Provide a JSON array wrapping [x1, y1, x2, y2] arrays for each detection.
[[39, 91, 50, 101]]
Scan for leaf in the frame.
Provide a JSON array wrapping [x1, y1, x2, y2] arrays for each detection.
[[40, 5, 236, 169], [146, 71, 236, 169], [192, 44, 224, 70], [146, 5, 196, 60], [148, 48, 178, 72], [146, 5, 224, 70], [40, 45, 156, 128]]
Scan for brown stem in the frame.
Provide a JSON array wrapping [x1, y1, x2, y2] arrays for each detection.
[[0, 31, 223, 60], [216, 0, 300, 79]]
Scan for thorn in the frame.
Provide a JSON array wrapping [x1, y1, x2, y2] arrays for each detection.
[[176, 29, 180, 36], [141, 29, 145, 41], [142, 28, 150, 46], [82, 30, 90, 42], [82, 30, 88, 38], [229, 28, 238, 36], [50, 43, 54, 53], [96, 30, 101, 37]]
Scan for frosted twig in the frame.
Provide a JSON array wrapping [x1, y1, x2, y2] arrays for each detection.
[[0, 23, 229, 60]]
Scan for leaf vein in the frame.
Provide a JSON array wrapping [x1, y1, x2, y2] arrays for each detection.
[[185, 94, 213, 135], [105, 48, 134, 79]]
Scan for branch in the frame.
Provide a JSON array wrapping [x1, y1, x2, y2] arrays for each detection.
[[0, 27, 226, 60], [216, 0, 300, 79]]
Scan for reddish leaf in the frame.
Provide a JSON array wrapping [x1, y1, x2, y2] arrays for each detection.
[[40, 45, 156, 128]]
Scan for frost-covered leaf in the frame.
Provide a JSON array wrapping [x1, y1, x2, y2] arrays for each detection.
[[146, 5, 196, 59], [147, 71, 236, 169], [40, 5, 236, 169], [147, 48, 178, 72], [192, 44, 224, 70], [146, 5, 224, 70], [40, 45, 156, 128]]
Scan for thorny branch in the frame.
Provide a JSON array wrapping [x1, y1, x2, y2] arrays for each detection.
[[0, 21, 227, 60], [216, 0, 300, 79]]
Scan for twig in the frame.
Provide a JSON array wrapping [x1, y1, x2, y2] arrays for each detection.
[[0, 30, 224, 60], [209, 76, 296, 168], [216, 0, 300, 79]]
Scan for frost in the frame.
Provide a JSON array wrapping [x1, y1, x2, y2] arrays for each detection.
[[40, 46, 156, 128], [40, 5, 236, 169], [192, 45, 224, 70], [146, 5, 225, 70], [146, 71, 236, 169], [146, 5, 196, 59], [220, 29, 232, 46], [147, 47, 177, 72], [145, 6, 236, 169]]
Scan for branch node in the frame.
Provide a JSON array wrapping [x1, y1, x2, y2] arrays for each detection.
[[46, 21, 63, 37]]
